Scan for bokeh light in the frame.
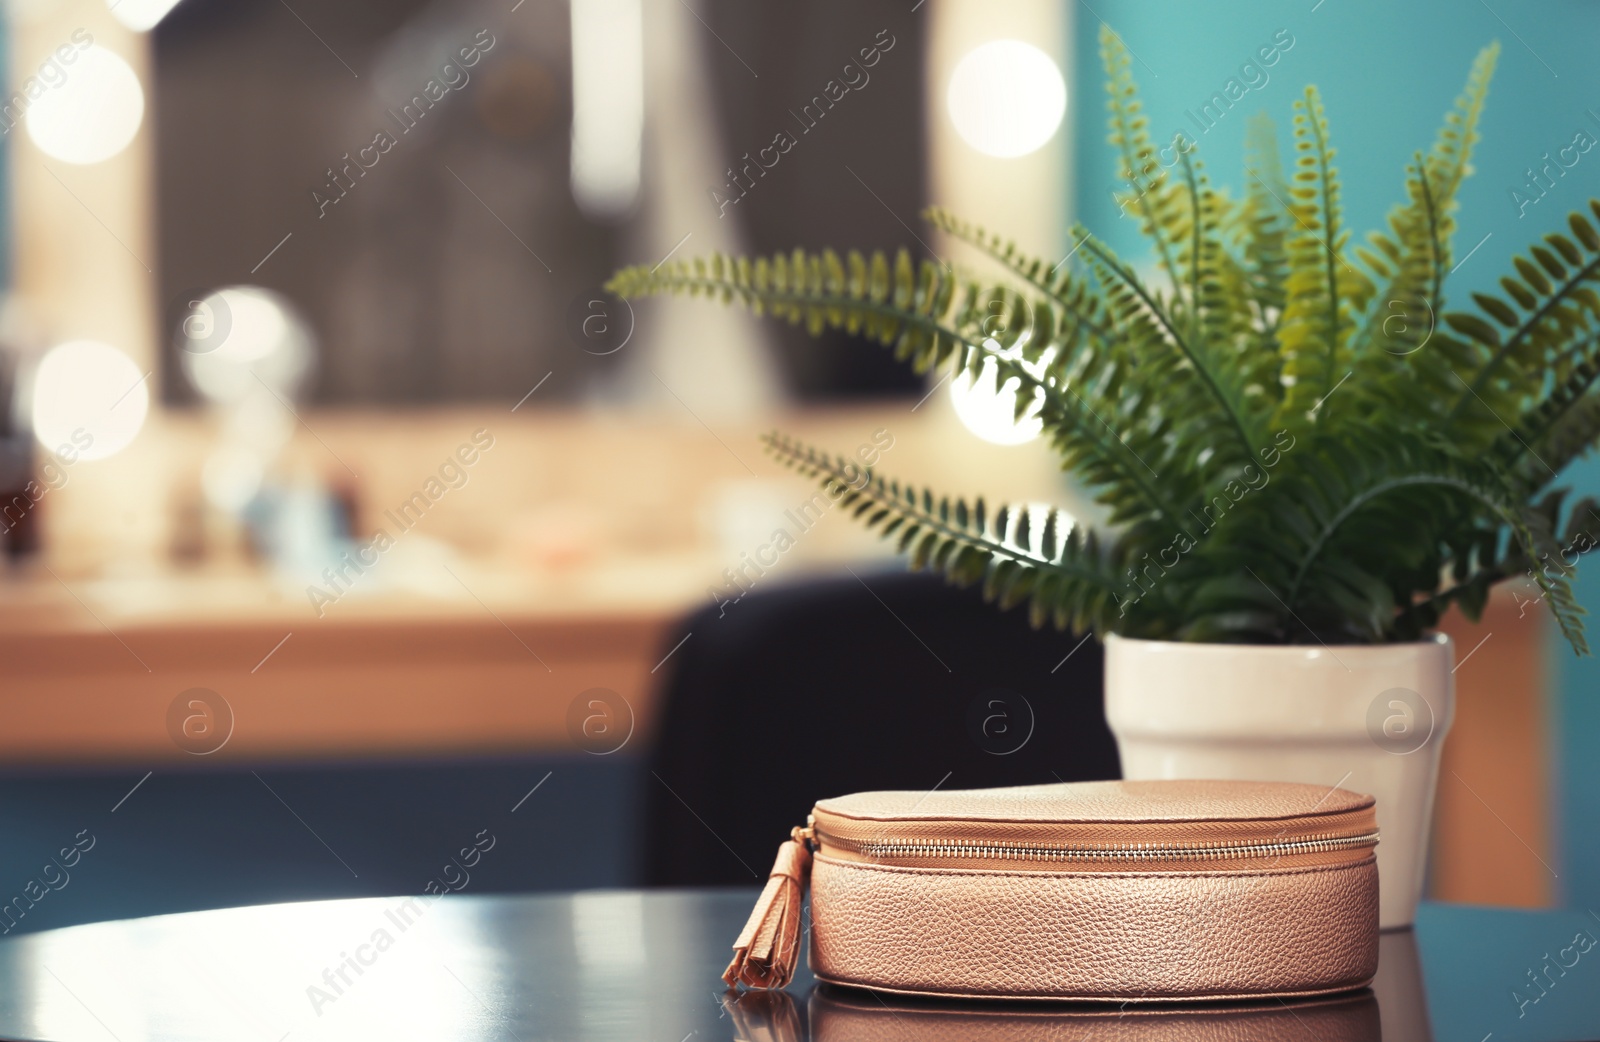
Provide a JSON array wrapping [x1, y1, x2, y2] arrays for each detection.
[[25, 45, 145, 165], [949, 340, 1046, 446], [180, 286, 314, 405], [31, 339, 148, 460], [946, 40, 1067, 159], [106, 0, 185, 31]]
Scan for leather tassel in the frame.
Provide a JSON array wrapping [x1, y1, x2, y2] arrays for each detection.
[[723, 831, 812, 989]]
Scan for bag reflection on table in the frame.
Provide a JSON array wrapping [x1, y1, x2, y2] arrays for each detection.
[[721, 985, 1381, 1042]]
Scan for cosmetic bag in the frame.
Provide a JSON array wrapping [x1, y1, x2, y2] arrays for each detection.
[[724, 779, 1379, 1001]]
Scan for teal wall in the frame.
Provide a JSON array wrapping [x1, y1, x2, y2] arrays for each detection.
[[1552, 457, 1600, 901], [1072, 0, 1600, 900]]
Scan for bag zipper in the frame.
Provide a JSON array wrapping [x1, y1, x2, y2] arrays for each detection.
[[805, 814, 1379, 868], [812, 827, 1379, 863]]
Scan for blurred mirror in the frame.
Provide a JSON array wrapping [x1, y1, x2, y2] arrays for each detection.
[[152, 0, 931, 406]]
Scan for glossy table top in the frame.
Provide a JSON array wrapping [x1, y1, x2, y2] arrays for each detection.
[[0, 890, 1593, 1042]]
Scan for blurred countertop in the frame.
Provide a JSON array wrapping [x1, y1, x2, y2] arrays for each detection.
[[0, 402, 1079, 767]]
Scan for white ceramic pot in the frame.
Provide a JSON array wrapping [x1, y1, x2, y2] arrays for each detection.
[[1103, 634, 1454, 929]]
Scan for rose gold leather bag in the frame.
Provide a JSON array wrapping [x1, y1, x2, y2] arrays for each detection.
[[724, 779, 1379, 1002]]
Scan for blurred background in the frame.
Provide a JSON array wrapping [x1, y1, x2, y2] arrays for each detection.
[[0, 0, 1593, 935]]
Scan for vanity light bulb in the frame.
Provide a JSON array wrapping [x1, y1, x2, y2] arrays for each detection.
[[949, 345, 1045, 447], [25, 44, 145, 165], [31, 340, 148, 460], [946, 40, 1067, 159], [106, 0, 185, 31]]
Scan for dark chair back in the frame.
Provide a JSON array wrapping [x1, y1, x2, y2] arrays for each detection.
[[642, 570, 1119, 886]]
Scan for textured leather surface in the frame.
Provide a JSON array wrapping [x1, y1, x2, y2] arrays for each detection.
[[808, 987, 1382, 1041], [816, 779, 1372, 824], [809, 853, 1379, 1000]]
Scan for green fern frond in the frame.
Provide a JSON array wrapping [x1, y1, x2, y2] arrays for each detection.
[[922, 207, 1113, 345], [1242, 114, 1290, 331], [1445, 203, 1600, 440], [763, 432, 1127, 632], [1277, 86, 1371, 426], [1344, 47, 1498, 426], [1512, 382, 1600, 491], [608, 248, 1192, 533], [1493, 328, 1600, 477], [1542, 393, 1600, 474], [1208, 434, 1584, 649], [1427, 41, 1499, 218], [1340, 159, 1449, 427], [1100, 25, 1187, 299], [1077, 229, 1264, 472]]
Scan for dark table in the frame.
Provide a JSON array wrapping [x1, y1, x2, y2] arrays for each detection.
[[0, 890, 1593, 1041]]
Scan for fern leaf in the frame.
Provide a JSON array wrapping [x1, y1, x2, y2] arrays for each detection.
[[1242, 114, 1290, 337], [763, 432, 1126, 632], [1446, 202, 1600, 438], [1100, 25, 1186, 296], [610, 249, 1191, 533], [922, 207, 1113, 346], [1078, 230, 1263, 472], [1276, 87, 1369, 426]]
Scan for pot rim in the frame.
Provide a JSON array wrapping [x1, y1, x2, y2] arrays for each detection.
[[1103, 632, 1453, 654]]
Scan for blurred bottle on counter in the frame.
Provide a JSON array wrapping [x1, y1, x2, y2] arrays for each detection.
[[0, 346, 40, 560]]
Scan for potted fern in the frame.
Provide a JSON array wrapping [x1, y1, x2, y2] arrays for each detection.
[[609, 34, 1598, 928]]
